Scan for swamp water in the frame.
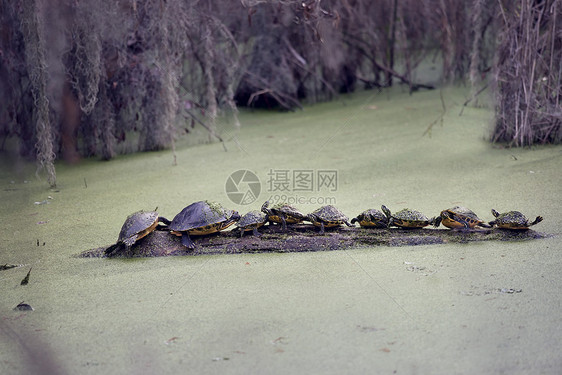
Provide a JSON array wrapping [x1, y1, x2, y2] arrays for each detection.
[[1, 87, 561, 374]]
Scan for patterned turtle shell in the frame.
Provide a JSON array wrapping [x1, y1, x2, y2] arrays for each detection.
[[261, 201, 306, 230], [435, 206, 491, 229], [169, 201, 240, 248], [489, 209, 543, 230], [307, 205, 352, 233], [351, 209, 389, 228], [382, 205, 432, 228], [237, 210, 268, 237]]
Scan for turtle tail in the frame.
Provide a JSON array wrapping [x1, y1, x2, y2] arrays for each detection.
[[478, 221, 492, 229]]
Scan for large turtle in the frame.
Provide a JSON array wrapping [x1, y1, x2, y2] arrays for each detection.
[[169, 201, 240, 248], [261, 201, 306, 230], [489, 209, 543, 230], [351, 209, 389, 228], [237, 210, 268, 237], [433, 206, 491, 229], [105, 210, 170, 255], [307, 205, 352, 234], [381, 205, 433, 228]]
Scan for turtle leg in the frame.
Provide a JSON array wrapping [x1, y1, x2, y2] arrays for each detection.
[[104, 243, 122, 256], [123, 235, 137, 247], [180, 234, 195, 249], [252, 227, 262, 237], [319, 222, 325, 234], [240, 229, 245, 238], [280, 215, 288, 231]]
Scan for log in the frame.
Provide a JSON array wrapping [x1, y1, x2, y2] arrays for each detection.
[[79, 224, 551, 258]]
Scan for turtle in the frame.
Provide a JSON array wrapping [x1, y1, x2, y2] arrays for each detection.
[[168, 201, 240, 249], [306, 205, 352, 234], [351, 209, 389, 228], [381, 205, 433, 228], [105, 210, 170, 255], [237, 210, 268, 237], [489, 209, 543, 230], [433, 206, 491, 229], [261, 200, 307, 230]]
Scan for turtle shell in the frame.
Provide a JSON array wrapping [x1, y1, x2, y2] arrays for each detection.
[[351, 209, 388, 228], [261, 201, 306, 224], [117, 210, 160, 246], [382, 205, 431, 228], [489, 209, 543, 230], [438, 206, 490, 229], [237, 210, 268, 231], [169, 201, 239, 235], [309, 205, 350, 226]]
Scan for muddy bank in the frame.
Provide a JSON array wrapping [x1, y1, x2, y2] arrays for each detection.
[[80, 225, 551, 258]]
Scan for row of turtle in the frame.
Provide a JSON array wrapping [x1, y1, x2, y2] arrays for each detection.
[[105, 201, 543, 254]]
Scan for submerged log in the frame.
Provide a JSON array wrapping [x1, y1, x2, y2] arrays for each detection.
[[79, 224, 551, 258]]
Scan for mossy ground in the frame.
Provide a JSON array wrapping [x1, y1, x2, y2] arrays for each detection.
[[1, 86, 562, 374]]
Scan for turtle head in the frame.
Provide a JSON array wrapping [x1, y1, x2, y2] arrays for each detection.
[[230, 210, 241, 222], [530, 216, 543, 226], [261, 200, 272, 215], [491, 209, 500, 218], [381, 205, 391, 219], [431, 216, 442, 227]]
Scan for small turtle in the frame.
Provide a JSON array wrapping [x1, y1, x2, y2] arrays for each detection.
[[351, 209, 389, 228], [261, 201, 306, 230], [489, 209, 543, 230], [433, 206, 491, 229], [105, 210, 170, 255], [169, 201, 240, 248], [381, 205, 433, 228], [306, 205, 352, 234], [237, 210, 268, 237]]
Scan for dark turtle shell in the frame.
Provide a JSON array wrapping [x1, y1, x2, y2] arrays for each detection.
[[169, 201, 239, 235], [382, 205, 432, 228], [489, 209, 543, 230], [261, 201, 306, 230], [351, 209, 389, 228], [105, 210, 165, 255], [307, 205, 352, 233], [118, 210, 160, 246], [237, 210, 268, 237], [436, 206, 491, 229]]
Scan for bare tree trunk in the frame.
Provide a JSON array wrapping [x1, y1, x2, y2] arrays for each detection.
[[21, 0, 56, 187], [387, 0, 398, 86]]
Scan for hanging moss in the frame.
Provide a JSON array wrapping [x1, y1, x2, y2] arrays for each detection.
[[20, 0, 56, 187]]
